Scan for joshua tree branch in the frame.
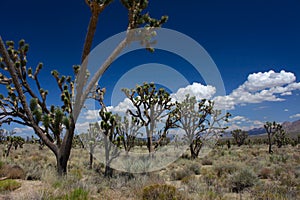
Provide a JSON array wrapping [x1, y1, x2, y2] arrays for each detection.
[[0, 36, 58, 154]]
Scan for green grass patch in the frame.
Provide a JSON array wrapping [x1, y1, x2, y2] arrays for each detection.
[[0, 179, 21, 192]]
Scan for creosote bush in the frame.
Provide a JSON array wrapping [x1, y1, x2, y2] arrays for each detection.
[[229, 168, 258, 193]]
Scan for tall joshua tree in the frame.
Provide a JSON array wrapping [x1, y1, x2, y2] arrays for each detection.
[[264, 121, 284, 154], [172, 95, 230, 159], [0, 0, 167, 175], [123, 82, 173, 153], [116, 115, 142, 153], [231, 129, 248, 147]]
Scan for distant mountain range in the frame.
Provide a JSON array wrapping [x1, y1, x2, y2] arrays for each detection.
[[224, 119, 300, 137], [247, 119, 300, 136], [282, 119, 300, 134]]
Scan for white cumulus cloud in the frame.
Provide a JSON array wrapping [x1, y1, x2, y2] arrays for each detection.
[[108, 98, 135, 113], [290, 113, 300, 119], [214, 70, 300, 110], [171, 82, 216, 102]]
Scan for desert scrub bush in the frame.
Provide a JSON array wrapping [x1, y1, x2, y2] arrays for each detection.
[[197, 190, 223, 200], [214, 162, 238, 178], [170, 168, 193, 181], [181, 176, 203, 193], [201, 167, 217, 188], [279, 171, 299, 187], [188, 162, 201, 175], [250, 183, 299, 200], [269, 154, 289, 164], [25, 163, 44, 180], [258, 167, 273, 179], [201, 157, 213, 165], [142, 184, 184, 200], [0, 165, 25, 179], [0, 179, 21, 192], [63, 188, 89, 200], [228, 168, 258, 193]]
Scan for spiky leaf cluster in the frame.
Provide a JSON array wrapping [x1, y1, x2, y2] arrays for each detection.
[[122, 82, 173, 126], [0, 39, 75, 147], [121, 0, 168, 29], [121, 0, 168, 52]]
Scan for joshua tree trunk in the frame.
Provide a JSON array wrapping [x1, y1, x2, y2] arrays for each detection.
[[268, 134, 273, 154], [55, 121, 75, 175], [89, 152, 93, 169], [56, 153, 69, 176], [190, 143, 197, 159]]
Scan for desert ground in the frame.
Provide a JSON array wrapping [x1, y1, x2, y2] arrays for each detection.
[[0, 140, 299, 200]]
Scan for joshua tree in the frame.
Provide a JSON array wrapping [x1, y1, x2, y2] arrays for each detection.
[[72, 135, 85, 149], [274, 126, 287, 148], [0, 129, 7, 143], [80, 122, 103, 169], [264, 121, 285, 154], [99, 109, 120, 177], [231, 129, 248, 147], [0, 0, 167, 175], [123, 82, 173, 153], [172, 95, 230, 159], [116, 115, 142, 153], [2, 130, 25, 157]]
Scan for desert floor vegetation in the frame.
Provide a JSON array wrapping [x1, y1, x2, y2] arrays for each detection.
[[0, 142, 299, 200]]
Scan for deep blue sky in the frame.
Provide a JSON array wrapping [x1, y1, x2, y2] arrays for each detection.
[[1, 0, 300, 134]]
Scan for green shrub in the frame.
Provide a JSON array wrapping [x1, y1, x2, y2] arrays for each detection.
[[142, 184, 184, 200], [229, 168, 258, 193], [189, 163, 201, 175], [0, 179, 21, 192], [64, 188, 89, 200]]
